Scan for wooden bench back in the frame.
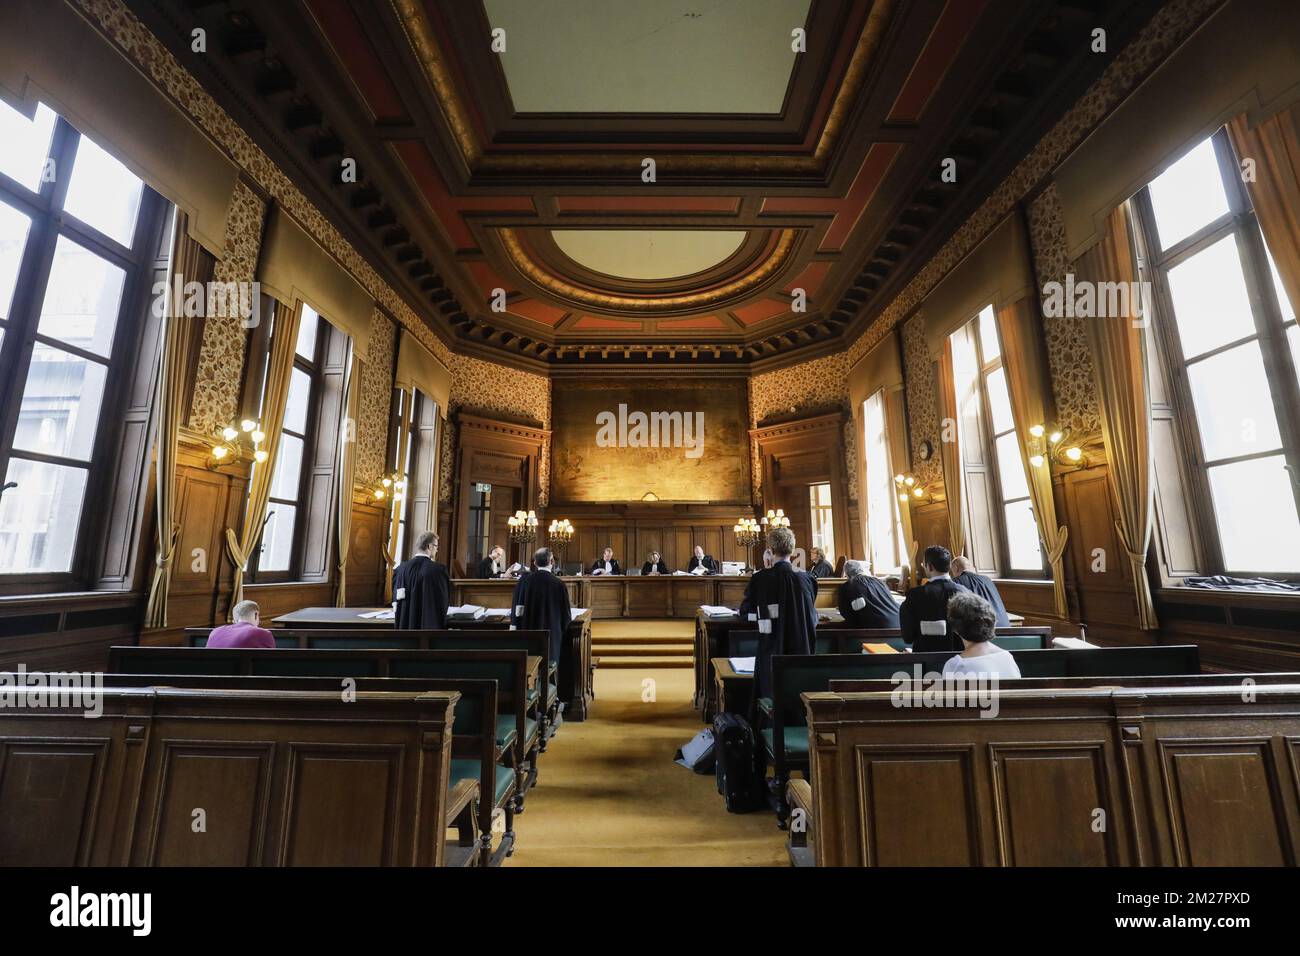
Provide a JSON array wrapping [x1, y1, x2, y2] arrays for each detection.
[[803, 681, 1300, 866], [0, 682, 457, 866]]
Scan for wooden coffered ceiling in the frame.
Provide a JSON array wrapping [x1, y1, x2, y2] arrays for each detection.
[[128, 0, 1166, 370]]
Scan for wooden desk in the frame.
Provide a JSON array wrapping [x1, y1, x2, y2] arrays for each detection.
[[694, 608, 852, 722], [712, 656, 754, 719], [271, 606, 390, 627], [449, 610, 594, 721], [451, 575, 852, 620]]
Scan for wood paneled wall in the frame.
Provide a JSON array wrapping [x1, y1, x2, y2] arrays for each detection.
[[540, 503, 761, 573]]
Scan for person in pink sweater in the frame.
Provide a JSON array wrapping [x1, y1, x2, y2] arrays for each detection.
[[206, 600, 276, 648]]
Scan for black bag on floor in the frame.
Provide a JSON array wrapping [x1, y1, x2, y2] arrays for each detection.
[[712, 712, 766, 813]]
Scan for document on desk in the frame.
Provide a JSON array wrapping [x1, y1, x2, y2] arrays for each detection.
[[729, 657, 755, 675], [570, 608, 588, 620], [699, 605, 735, 618], [360, 609, 394, 620]]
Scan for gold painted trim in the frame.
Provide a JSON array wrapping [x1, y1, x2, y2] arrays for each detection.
[[499, 227, 799, 313], [390, 0, 482, 168], [395, 0, 896, 177]]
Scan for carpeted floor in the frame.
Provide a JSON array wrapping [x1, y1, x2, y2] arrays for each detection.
[[508, 621, 787, 866]]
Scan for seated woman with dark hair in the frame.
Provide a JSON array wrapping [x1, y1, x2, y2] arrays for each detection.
[[941, 591, 1021, 679]]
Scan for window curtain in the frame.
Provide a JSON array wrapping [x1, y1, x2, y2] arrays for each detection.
[[1077, 203, 1159, 630], [936, 342, 966, 557], [1228, 104, 1300, 319], [883, 386, 917, 580], [997, 295, 1070, 619], [223, 298, 302, 611], [335, 352, 361, 606], [144, 209, 213, 629]]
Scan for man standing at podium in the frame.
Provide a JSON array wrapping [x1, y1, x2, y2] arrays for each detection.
[[392, 531, 449, 630], [511, 547, 572, 667]]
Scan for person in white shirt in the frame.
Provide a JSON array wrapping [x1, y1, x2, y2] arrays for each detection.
[[941, 590, 1022, 680]]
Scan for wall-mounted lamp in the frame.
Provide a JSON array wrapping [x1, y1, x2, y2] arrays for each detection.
[[1027, 423, 1086, 469], [370, 472, 406, 505], [893, 473, 933, 504], [208, 418, 268, 469]]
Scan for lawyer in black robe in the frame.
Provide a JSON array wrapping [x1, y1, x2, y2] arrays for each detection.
[[641, 556, 669, 575], [741, 559, 818, 703], [899, 576, 965, 651], [510, 556, 572, 666], [393, 545, 450, 630], [953, 570, 1010, 627], [837, 562, 901, 629]]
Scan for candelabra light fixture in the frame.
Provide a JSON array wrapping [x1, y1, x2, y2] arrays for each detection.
[[893, 473, 931, 504], [209, 418, 268, 469], [547, 517, 574, 565], [371, 472, 406, 505], [508, 510, 539, 548], [1026, 423, 1085, 468], [734, 516, 762, 570], [761, 509, 790, 530]]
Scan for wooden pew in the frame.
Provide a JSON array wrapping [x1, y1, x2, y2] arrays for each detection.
[[451, 612, 595, 721], [0, 683, 457, 866], [761, 645, 1202, 826], [96, 672, 505, 867], [802, 679, 1300, 866], [184, 627, 559, 746], [109, 647, 537, 819]]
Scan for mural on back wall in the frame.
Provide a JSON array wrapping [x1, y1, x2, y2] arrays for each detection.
[[552, 379, 750, 503]]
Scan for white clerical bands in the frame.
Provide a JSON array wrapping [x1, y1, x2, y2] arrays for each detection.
[[920, 620, 947, 635], [396, 587, 406, 600], [851, 596, 867, 611], [754, 603, 781, 634], [514, 605, 524, 615]]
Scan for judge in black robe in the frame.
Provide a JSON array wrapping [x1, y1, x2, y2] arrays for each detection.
[[837, 561, 901, 629], [589, 547, 623, 576], [685, 545, 718, 573], [392, 532, 450, 630], [899, 546, 964, 652], [510, 547, 572, 667], [807, 548, 835, 579], [741, 529, 818, 703], [950, 556, 1011, 627], [641, 551, 669, 575], [476, 545, 505, 579]]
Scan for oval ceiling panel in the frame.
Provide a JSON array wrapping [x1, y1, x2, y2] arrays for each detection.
[[551, 229, 748, 281]]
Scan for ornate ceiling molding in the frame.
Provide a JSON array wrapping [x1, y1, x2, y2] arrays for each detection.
[[497, 226, 800, 314], [393, 0, 897, 179]]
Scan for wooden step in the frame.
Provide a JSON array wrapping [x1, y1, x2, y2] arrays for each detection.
[[592, 643, 694, 657], [596, 655, 693, 669]]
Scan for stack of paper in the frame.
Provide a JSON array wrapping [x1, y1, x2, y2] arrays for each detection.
[[484, 607, 511, 618], [447, 604, 486, 620], [699, 605, 735, 618], [729, 657, 755, 674], [360, 609, 394, 620], [570, 608, 588, 620]]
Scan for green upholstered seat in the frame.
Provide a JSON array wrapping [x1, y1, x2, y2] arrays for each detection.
[[526, 682, 559, 706], [496, 716, 540, 747], [449, 760, 515, 806], [991, 635, 1042, 650], [761, 726, 809, 760], [758, 696, 773, 717]]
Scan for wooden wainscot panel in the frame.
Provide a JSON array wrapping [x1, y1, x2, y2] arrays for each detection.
[[281, 744, 402, 866], [855, 744, 981, 867], [0, 738, 114, 866], [990, 742, 1119, 865], [805, 683, 1300, 867], [1157, 738, 1293, 866]]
